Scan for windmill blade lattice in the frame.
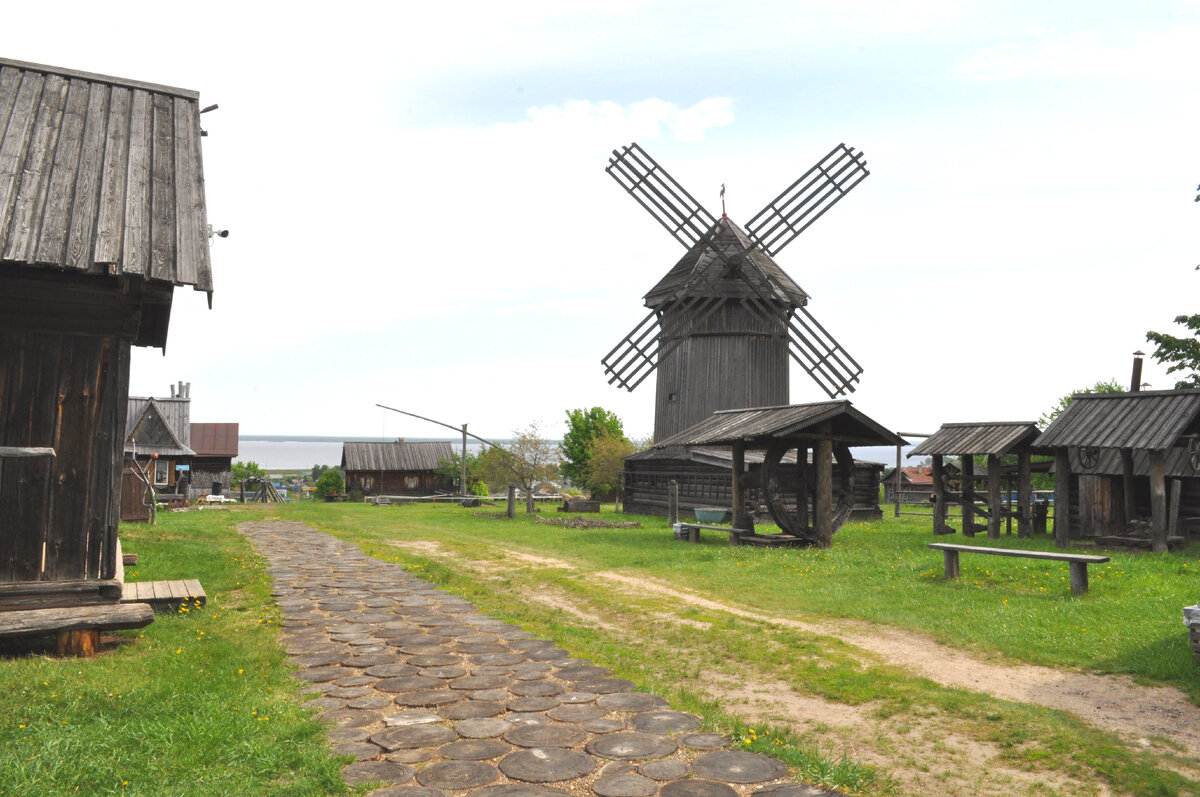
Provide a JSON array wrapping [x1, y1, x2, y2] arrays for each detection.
[[606, 143, 721, 252], [745, 144, 869, 257]]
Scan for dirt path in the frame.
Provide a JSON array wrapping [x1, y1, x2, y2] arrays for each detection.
[[386, 539, 1200, 793]]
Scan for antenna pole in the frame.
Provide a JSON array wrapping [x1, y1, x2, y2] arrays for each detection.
[[720, 183, 727, 219]]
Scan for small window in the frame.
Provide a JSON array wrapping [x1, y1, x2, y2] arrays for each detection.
[[154, 459, 170, 486], [668, 392, 678, 402], [406, 476, 418, 489], [363, 477, 374, 491]]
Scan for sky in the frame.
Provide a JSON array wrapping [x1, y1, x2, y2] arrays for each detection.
[[6, 1, 1199, 443]]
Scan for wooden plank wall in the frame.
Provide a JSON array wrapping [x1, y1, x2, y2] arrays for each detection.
[[0, 328, 128, 584], [654, 302, 790, 443]]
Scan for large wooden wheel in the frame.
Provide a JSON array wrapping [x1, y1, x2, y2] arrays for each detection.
[[761, 440, 855, 545]]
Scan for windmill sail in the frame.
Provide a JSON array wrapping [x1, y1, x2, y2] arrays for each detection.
[[744, 144, 869, 257], [606, 144, 720, 252]]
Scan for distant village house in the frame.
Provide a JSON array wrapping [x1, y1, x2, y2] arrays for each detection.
[[342, 440, 455, 497]]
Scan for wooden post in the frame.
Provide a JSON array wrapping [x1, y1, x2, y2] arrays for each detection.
[[987, 454, 1002, 539], [57, 630, 98, 657], [506, 485, 515, 519], [1150, 451, 1167, 553], [1054, 450, 1071, 548], [1017, 451, 1032, 538], [796, 444, 809, 533], [667, 479, 679, 526], [526, 485, 535, 514], [961, 455, 975, 536], [932, 455, 948, 534], [815, 437, 833, 546], [1169, 478, 1182, 539], [894, 443, 902, 517], [1120, 449, 1136, 529], [731, 441, 746, 530], [461, 424, 468, 497]]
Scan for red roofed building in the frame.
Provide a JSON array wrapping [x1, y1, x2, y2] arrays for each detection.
[[880, 465, 934, 503]]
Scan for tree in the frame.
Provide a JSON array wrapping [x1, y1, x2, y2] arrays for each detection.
[[478, 423, 558, 512], [1039, 379, 1124, 429], [582, 432, 636, 498], [435, 451, 486, 495], [1147, 316, 1200, 389], [314, 467, 345, 499], [311, 464, 330, 483], [560, 408, 624, 489], [232, 460, 267, 488]]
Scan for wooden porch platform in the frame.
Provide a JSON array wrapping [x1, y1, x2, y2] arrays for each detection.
[[121, 580, 206, 613]]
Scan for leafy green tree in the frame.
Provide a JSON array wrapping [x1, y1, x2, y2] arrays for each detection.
[[561, 408, 624, 489], [582, 432, 635, 498], [478, 424, 558, 512], [314, 467, 345, 499], [435, 452, 486, 495], [311, 464, 329, 483], [1147, 316, 1200, 389], [1038, 379, 1124, 429], [232, 460, 267, 488]]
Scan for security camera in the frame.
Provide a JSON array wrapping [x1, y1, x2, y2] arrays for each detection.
[[216, 229, 230, 238]]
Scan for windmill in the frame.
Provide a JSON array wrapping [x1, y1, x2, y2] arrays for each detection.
[[602, 142, 870, 442]]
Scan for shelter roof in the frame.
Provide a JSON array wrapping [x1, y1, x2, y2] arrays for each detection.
[[342, 441, 455, 472], [0, 58, 211, 293], [909, 422, 1040, 457], [124, 398, 194, 458], [643, 218, 808, 309], [650, 401, 905, 449], [624, 444, 883, 469], [190, 423, 238, 458], [1036, 390, 1200, 451]]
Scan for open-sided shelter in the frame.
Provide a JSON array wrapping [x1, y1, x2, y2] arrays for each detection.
[[342, 441, 455, 497], [641, 401, 903, 546], [0, 58, 212, 646], [909, 422, 1042, 539], [1036, 390, 1200, 551]]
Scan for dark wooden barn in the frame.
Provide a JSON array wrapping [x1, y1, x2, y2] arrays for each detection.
[[909, 422, 1042, 539], [0, 58, 212, 646], [121, 386, 195, 520], [628, 401, 901, 545], [189, 422, 238, 498], [342, 441, 455, 497], [624, 444, 885, 522], [880, 466, 934, 504], [1036, 390, 1200, 551]]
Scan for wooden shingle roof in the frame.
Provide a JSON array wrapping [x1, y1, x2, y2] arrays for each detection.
[[0, 58, 211, 293], [190, 423, 238, 458], [1036, 390, 1200, 451], [342, 441, 455, 473], [909, 422, 1040, 457], [651, 401, 905, 449], [643, 218, 808, 309]]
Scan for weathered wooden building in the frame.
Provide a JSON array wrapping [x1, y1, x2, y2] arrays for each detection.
[[189, 422, 238, 498], [625, 444, 885, 522], [342, 440, 455, 497], [1036, 390, 1200, 551], [880, 466, 934, 504], [909, 422, 1042, 538], [628, 402, 901, 544], [0, 58, 212, 645], [121, 391, 195, 521]]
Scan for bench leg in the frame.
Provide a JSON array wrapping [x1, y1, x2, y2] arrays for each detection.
[[1069, 562, 1089, 595], [729, 532, 742, 546], [942, 549, 960, 579], [688, 527, 699, 543]]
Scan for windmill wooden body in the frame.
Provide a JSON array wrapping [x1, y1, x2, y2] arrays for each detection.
[[603, 143, 869, 442]]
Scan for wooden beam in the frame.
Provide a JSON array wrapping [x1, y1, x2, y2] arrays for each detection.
[[731, 441, 747, 535], [961, 455, 975, 537], [1017, 451, 1032, 539], [931, 455, 950, 534], [0, 602, 154, 637], [1150, 451, 1167, 554], [0, 446, 56, 458], [987, 454, 1002, 539], [1120, 449, 1136, 529], [1054, 450, 1071, 548], [815, 437, 833, 546], [796, 444, 809, 532]]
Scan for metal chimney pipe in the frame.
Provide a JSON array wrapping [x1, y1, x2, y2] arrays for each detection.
[[185, 382, 191, 398], [1130, 351, 1144, 392], [170, 383, 176, 398]]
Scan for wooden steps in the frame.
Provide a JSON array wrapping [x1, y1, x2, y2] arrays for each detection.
[[121, 579, 206, 613]]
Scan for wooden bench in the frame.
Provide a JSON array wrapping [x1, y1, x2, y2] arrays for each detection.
[[121, 579, 206, 613], [675, 522, 755, 545], [928, 543, 1110, 595]]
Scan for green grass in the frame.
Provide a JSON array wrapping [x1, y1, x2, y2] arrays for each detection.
[[0, 506, 348, 797]]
